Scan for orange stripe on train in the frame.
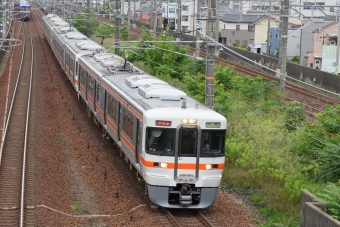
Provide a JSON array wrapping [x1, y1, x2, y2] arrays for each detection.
[[139, 156, 225, 170], [120, 133, 135, 153]]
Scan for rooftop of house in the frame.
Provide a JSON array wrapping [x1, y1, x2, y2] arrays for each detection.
[[220, 14, 264, 23]]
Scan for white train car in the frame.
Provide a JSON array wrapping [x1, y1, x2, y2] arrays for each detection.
[[42, 14, 227, 209]]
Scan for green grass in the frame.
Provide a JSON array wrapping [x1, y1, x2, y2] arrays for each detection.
[[70, 200, 81, 213]]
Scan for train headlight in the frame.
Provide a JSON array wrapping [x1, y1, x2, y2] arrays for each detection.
[[160, 163, 168, 168], [181, 119, 197, 124], [206, 164, 218, 169], [154, 162, 168, 168]]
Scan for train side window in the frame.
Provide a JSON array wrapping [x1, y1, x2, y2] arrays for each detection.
[[71, 58, 75, 73], [96, 84, 100, 103], [80, 66, 86, 86], [88, 77, 95, 96], [107, 95, 117, 122], [75, 61, 78, 76], [122, 110, 134, 140]]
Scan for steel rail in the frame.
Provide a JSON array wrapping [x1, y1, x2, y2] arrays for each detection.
[[0, 21, 26, 164], [0, 20, 34, 226], [20, 21, 34, 227]]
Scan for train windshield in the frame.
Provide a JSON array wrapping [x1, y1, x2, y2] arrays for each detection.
[[146, 127, 175, 156], [200, 130, 225, 157], [179, 128, 198, 157]]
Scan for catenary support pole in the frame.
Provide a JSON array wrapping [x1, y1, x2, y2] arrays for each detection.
[[115, 0, 120, 56]]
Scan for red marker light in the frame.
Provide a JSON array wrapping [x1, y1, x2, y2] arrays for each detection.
[[156, 120, 171, 126]]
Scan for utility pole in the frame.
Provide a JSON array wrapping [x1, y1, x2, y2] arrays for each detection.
[[86, 0, 90, 37], [278, 0, 288, 93], [128, 0, 130, 31], [153, 0, 157, 34], [71, 9, 74, 30], [193, 0, 195, 34], [133, 2, 135, 22], [266, 1, 271, 55], [177, 0, 181, 32], [215, 0, 220, 56], [0, 2, 3, 40], [195, 0, 202, 56], [205, 0, 217, 109], [115, 0, 120, 56], [109, 1, 111, 20], [336, 21, 340, 75]]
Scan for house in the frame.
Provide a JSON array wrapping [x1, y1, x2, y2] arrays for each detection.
[[219, 14, 263, 46], [224, 0, 281, 13], [250, 15, 281, 45], [161, 2, 177, 30], [140, 6, 151, 23], [268, 28, 301, 60], [223, 0, 336, 22], [122, 2, 141, 20], [249, 16, 300, 54], [307, 22, 340, 72], [299, 21, 333, 66], [291, 0, 338, 21]]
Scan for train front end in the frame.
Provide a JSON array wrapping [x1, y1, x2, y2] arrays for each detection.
[[19, 5, 30, 21], [141, 106, 227, 209]]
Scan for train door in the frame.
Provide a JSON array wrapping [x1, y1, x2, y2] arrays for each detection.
[[75, 61, 79, 94], [85, 72, 88, 101], [103, 89, 107, 124], [95, 82, 99, 112], [73, 58, 77, 88], [173, 126, 201, 205], [119, 106, 137, 162], [174, 126, 201, 182], [136, 120, 143, 164]]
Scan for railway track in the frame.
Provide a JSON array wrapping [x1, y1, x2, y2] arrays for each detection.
[[158, 208, 218, 227], [119, 20, 340, 118], [190, 46, 340, 119], [117, 17, 340, 119], [0, 20, 35, 226], [58, 7, 340, 118]]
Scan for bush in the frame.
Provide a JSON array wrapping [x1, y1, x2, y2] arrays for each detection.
[[316, 182, 340, 221], [291, 56, 299, 64]]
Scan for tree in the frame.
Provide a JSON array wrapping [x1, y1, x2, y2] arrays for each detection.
[[73, 13, 99, 37], [284, 101, 306, 131]]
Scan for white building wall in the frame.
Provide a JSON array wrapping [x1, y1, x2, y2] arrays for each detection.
[[290, 0, 338, 20], [161, 2, 177, 19], [122, 2, 141, 16], [254, 18, 279, 44], [286, 29, 301, 60], [219, 21, 249, 30]]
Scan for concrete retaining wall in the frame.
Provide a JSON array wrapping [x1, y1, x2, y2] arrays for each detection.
[[300, 189, 340, 227]]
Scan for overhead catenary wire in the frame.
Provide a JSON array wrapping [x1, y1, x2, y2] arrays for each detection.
[[59, 5, 340, 141], [128, 42, 340, 146], [72, 4, 340, 104], [196, 29, 340, 98]]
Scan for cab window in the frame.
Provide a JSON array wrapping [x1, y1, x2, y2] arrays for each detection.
[[201, 130, 225, 157], [146, 127, 175, 156]]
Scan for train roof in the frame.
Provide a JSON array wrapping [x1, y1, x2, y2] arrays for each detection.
[[80, 53, 217, 114], [42, 15, 227, 122], [20, 0, 29, 6]]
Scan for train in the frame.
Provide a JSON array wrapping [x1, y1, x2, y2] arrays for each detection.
[[41, 13, 227, 209], [20, 0, 30, 21]]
